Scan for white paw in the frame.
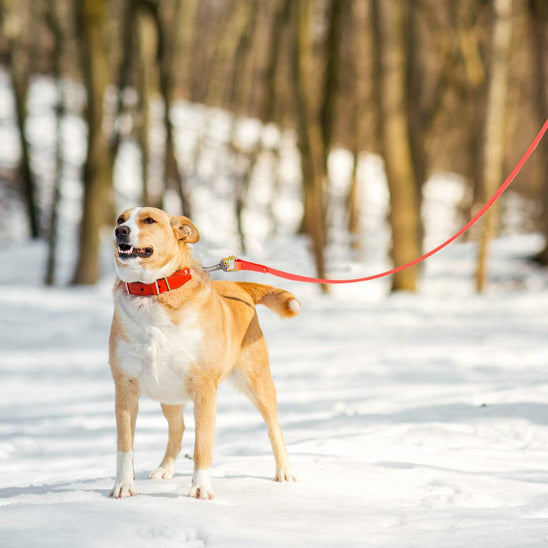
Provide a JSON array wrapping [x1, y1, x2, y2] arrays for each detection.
[[149, 461, 175, 479], [110, 481, 136, 498], [188, 468, 214, 500], [111, 450, 136, 497], [275, 466, 296, 483]]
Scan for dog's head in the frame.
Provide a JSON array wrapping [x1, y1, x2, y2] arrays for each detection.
[[113, 207, 199, 283]]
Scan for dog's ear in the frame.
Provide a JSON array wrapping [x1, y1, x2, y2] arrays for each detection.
[[170, 216, 199, 244]]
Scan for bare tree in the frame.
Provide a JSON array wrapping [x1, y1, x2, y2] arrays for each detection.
[[372, 0, 421, 291], [476, 0, 513, 292], [72, 0, 113, 285], [319, 0, 344, 158], [229, 0, 291, 251], [171, 0, 198, 100], [227, 0, 260, 251], [528, 0, 548, 265], [289, 0, 329, 290], [110, 0, 138, 159], [44, 0, 65, 286], [1, 0, 545, 292], [454, 0, 489, 238], [136, 8, 156, 207], [2, 0, 40, 238], [140, 0, 192, 217], [347, 0, 376, 251]]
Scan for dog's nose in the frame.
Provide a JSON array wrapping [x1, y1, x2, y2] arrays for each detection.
[[115, 225, 130, 240]]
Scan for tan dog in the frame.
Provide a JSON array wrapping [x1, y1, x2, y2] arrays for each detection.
[[109, 207, 299, 499]]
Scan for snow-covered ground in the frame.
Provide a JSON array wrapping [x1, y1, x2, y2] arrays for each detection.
[[2, 75, 548, 546], [2, 232, 548, 547]]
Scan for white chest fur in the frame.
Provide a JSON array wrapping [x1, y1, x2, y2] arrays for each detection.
[[114, 293, 202, 404]]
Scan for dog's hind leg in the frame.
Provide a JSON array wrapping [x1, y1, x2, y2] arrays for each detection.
[[231, 322, 296, 483], [247, 372, 295, 482], [149, 403, 185, 480]]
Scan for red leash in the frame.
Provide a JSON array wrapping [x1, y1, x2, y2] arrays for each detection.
[[213, 119, 548, 284]]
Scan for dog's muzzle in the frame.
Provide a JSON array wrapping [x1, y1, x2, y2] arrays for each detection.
[[115, 225, 153, 260]]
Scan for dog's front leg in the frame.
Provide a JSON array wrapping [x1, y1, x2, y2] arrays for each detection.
[[149, 403, 185, 479], [188, 383, 217, 500], [111, 375, 140, 498]]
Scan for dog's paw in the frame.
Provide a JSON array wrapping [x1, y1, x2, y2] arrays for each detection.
[[275, 466, 297, 483], [112, 450, 136, 497], [110, 481, 137, 498], [148, 461, 175, 480], [188, 485, 214, 500], [188, 469, 214, 500]]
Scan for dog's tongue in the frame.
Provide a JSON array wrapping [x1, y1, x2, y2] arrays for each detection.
[[135, 247, 153, 258]]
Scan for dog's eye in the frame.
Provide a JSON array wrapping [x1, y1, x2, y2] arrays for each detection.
[[143, 217, 156, 224], [116, 217, 125, 225]]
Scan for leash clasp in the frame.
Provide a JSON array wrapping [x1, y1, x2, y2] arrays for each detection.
[[203, 255, 237, 273], [220, 255, 237, 272]]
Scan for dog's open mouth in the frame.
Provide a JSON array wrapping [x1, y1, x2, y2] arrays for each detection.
[[117, 244, 153, 259]]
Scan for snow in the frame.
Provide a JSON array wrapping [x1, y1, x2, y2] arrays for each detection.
[[3, 76, 548, 546], [2, 232, 548, 547]]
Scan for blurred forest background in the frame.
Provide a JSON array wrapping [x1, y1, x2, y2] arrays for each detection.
[[0, 0, 547, 292]]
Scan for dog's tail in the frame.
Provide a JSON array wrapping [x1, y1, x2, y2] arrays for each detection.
[[237, 282, 300, 318]]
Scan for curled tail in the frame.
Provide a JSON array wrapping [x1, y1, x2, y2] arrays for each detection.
[[236, 282, 300, 318]]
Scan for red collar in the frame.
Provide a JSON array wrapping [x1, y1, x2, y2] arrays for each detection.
[[122, 268, 191, 296]]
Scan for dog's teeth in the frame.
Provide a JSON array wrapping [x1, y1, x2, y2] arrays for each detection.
[[118, 246, 134, 256]]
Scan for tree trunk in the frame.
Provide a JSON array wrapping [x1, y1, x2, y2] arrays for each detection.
[[110, 0, 137, 160], [405, 0, 427, 198], [227, 0, 259, 252], [476, 0, 513, 292], [240, 0, 290, 242], [45, 1, 65, 286], [455, 0, 488, 242], [264, 0, 290, 123], [3, 1, 39, 239], [205, 0, 253, 107], [290, 0, 328, 291], [319, 0, 344, 155], [11, 60, 38, 239], [72, 0, 113, 285], [373, 0, 421, 292], [136, 10, 154, 207], [528, 0, 548, 265], [347, 0, 373, 252], [173, 0, 198, 100], [143, 1, 191, 217]]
